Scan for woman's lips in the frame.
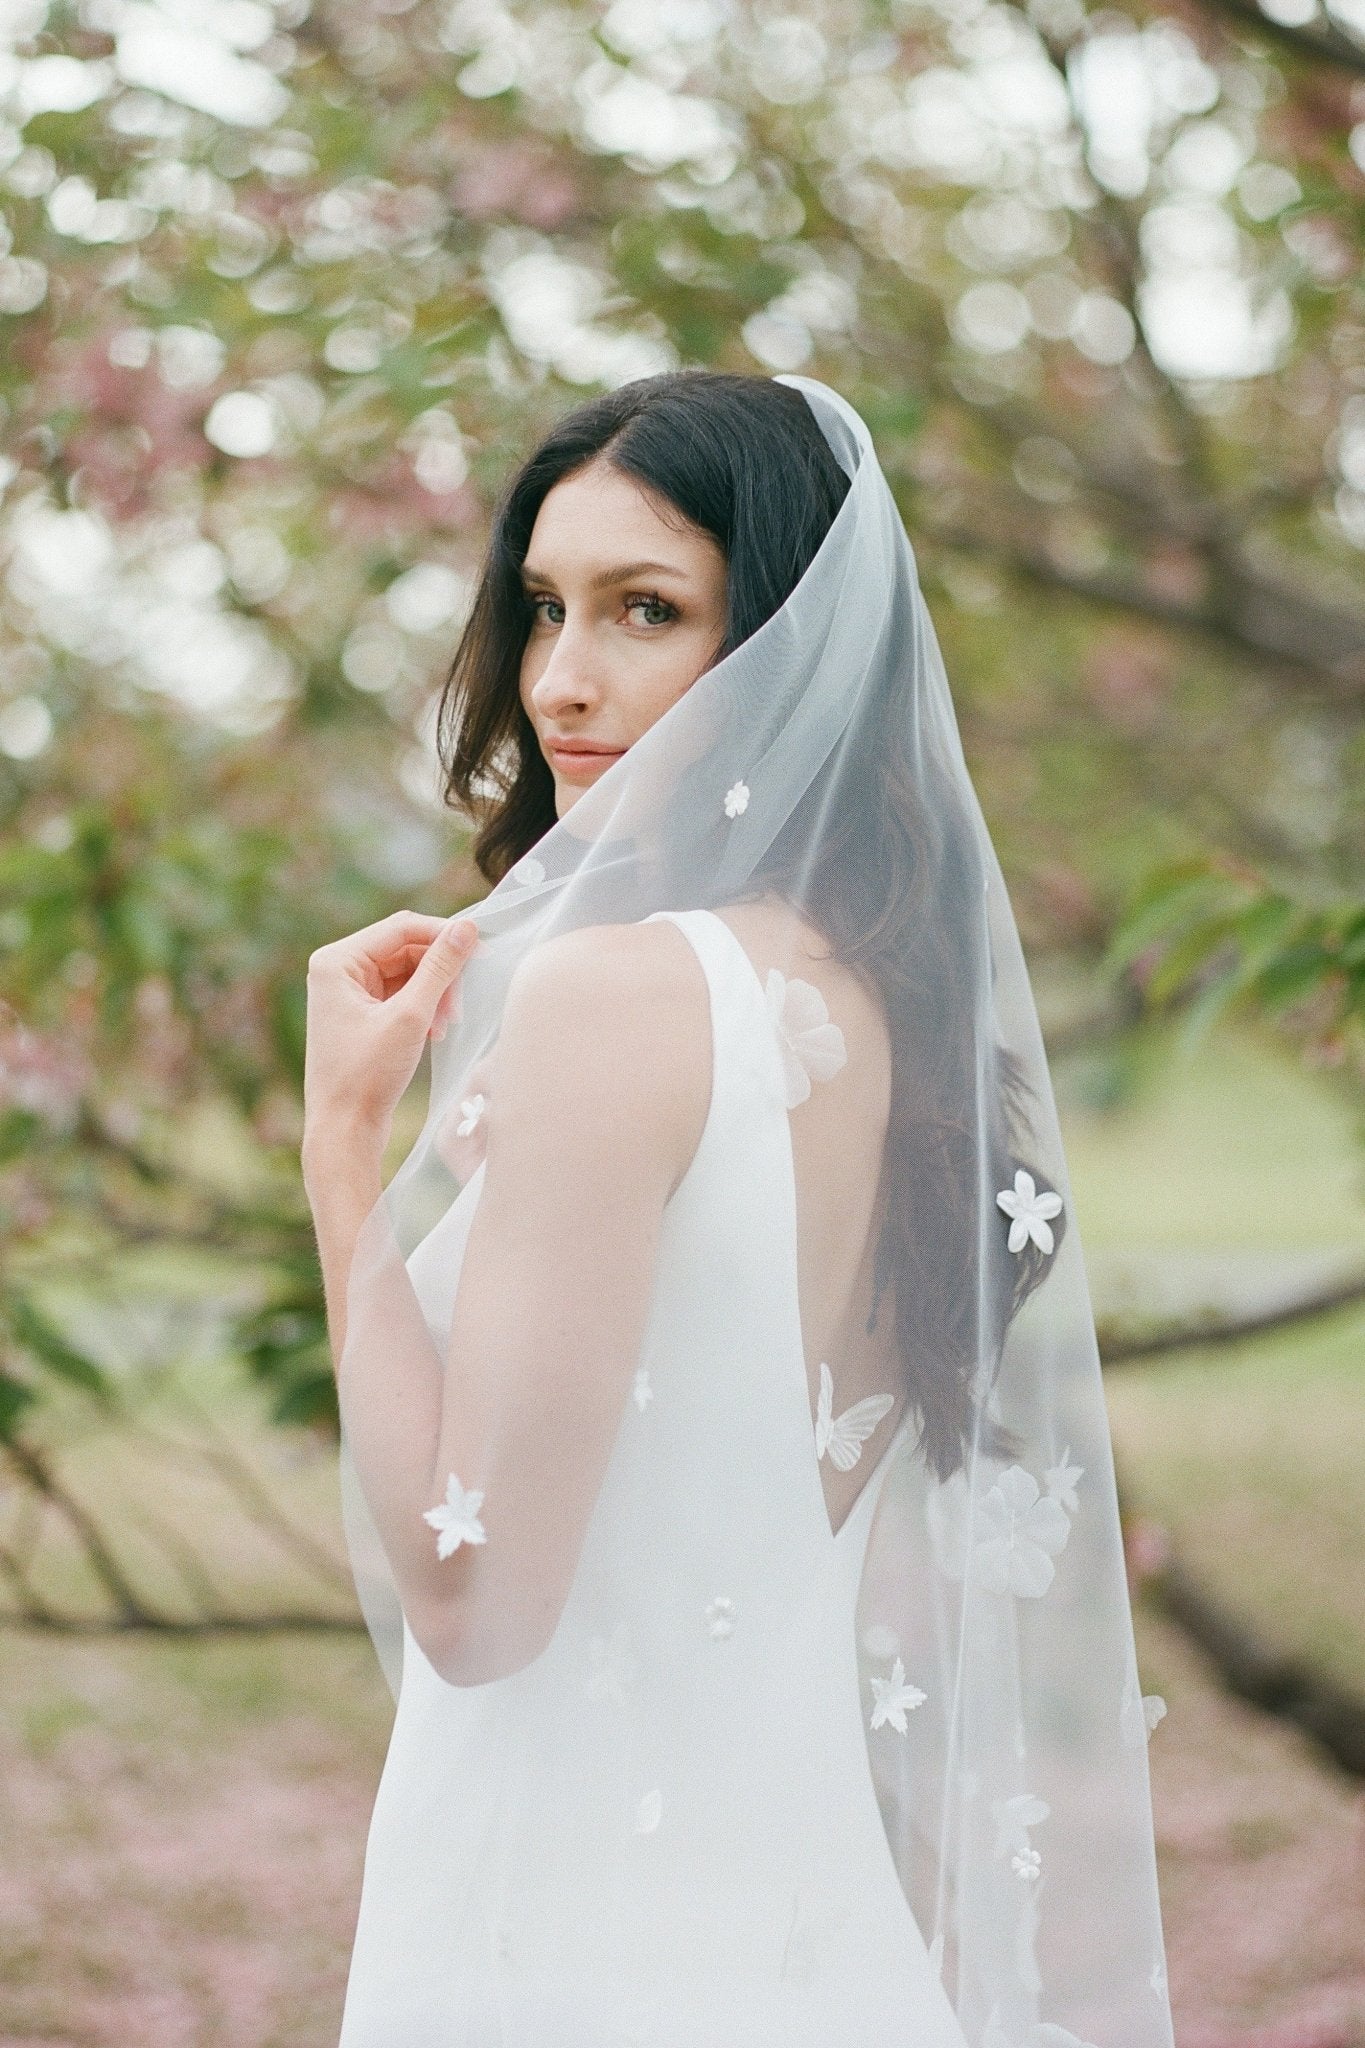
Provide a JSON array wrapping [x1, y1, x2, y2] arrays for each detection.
[[546, 742, 626, 779]]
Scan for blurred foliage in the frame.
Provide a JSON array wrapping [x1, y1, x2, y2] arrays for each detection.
[[0, 0, 1361, 1620]]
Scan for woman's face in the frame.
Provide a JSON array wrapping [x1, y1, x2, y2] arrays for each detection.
[[517, 458, 729, 817]]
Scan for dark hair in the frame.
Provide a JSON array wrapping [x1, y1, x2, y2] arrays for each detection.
[[437, 369, 1063, 1483]]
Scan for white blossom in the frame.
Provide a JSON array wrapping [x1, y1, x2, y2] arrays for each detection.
[[723, 778, 749, 818], [765, 969, 847, 1107], [868, 1655, 927, 1732], [421, 1471, 487, 1558], [995, 1168, 1063, 1255], [991, 1790, 1049, 1860], [970, 1465, 1071, 1598], [704, 1595, 736, 1638], [1042, 1444, 1083, 1513], [634, 1789, 662, 1834], [456, 1092, 485, 1137], [631, 1366, 653, 1412]]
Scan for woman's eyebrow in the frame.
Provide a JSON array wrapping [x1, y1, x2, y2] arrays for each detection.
[[519, 559, 691, 590]]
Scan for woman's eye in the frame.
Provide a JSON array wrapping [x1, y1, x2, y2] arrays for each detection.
[[528, 593, 564, 626], [625, 595, 675, 627]]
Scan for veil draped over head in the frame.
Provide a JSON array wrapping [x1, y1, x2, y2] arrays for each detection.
[[336, 376, 1175, 2048]]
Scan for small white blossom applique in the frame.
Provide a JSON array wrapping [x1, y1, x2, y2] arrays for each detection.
[[991, 1791, 1049, 1868], [422, 1471, 487, 1559], [1121, 1666, 1170, 1748], [868, 1655, 927, 1732], [723, 778, 750, 818], [456, 1093, 485, 1137], [995, 1168, 1063, 1255], [508, 854, 545, 888], [815, 1360, 894, 1472], [765, 969, 847, 1108], [631, 1366, 653, 1412], [633, 1789, 662, 1834], [704, 1596, 736, 1639], [1043, 1444, 1083, 1514], [970, 1465, 1071, 1598]]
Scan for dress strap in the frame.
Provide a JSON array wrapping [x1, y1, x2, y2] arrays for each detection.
[[642, 907, 788, 1112]]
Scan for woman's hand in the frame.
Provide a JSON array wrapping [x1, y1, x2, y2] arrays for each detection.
[[302, 909, 480, 1168]]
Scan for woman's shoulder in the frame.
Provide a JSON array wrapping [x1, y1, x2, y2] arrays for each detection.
[[498, 917, 710, 1097]]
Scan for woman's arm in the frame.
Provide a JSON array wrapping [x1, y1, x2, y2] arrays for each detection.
[[305, 916, 710, 1687]]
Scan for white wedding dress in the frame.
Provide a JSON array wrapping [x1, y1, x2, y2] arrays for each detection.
[[337, 907, 970, 2048]]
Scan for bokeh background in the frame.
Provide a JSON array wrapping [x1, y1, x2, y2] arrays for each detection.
[[0, 0, 1363, 2042]]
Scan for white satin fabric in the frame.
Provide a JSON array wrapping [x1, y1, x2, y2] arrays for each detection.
[[338, 907, 967, 2047]]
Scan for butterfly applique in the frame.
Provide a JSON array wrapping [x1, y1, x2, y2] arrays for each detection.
[[814, 1360, 894, 1471]]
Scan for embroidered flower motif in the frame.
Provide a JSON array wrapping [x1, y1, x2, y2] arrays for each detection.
[[991, 1791, 1049, 1862], [868, 1655, 927, 1732], [723, 778, 750, 818], [704, 1595, 736, 1639], [1043, 1444, 1083, 1514], [422, 1471, 487, 1558], [1120, 1667, 1170, 1748], [631, 1366, 653, 1412], [585, 1623, 639, 1703], [508, 854, 545, 887], [764, 969, 847, 1108], [995, 1168, 1063, 1255], [633, 1789, 662, 1834], [1150, 1956, 1168, 1997], [814, 1360, 894, 1472], [970, 1465, 1071, 1598], [1011, 1848, 1042, 1881], [456, 1093, 485, 1138]]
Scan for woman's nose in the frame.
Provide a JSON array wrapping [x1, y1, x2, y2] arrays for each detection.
[[529, 631, 602, 716]]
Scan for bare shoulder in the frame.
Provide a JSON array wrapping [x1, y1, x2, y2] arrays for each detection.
[[503, 917, 708, 1052], [493, 921, 711, 1184]]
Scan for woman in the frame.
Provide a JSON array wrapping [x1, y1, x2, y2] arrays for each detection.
[[304, 373, 1175, 2048]]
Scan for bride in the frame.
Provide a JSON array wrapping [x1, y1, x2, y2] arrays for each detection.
[[302, 372, 1175, 2048]]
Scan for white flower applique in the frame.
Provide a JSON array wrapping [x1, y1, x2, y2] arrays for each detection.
[[815, 1361, 894, 1472], [723, 778, 750, 818], [456, 1092, 486, 1137], [996, 1168, 1063, 1255], [970, 1465, 1071, 1598], [631, 1366, 653, 1412], [765, 969, 847, 1108], [422, 1471, 487, 1558], [704, 1596, 736, 1639], [868, 1655, 927, 1732], [1043, 1444, 1083, 1514], [991, 1791, 1049, 1882], [507, 853, 545, 889], [1120, 1664, 1169, 1748], [634, 1789, 663, 1834]]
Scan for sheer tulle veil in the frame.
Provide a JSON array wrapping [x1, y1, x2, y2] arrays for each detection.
[[337, 373, 1176, 2048]]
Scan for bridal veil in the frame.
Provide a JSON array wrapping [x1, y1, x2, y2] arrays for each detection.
[[336, 373, 1175, 2048]]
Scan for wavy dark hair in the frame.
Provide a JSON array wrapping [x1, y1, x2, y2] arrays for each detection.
[[436, 370, 1065, 1483]]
